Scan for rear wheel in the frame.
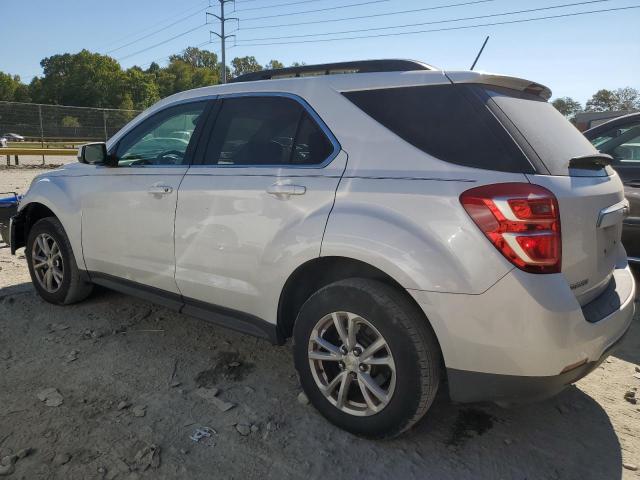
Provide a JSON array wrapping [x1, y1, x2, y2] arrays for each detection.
[[293, 278, 441, 438], [26, 217, 92, 305]]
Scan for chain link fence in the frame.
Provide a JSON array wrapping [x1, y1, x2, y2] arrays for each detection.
[[0, 101, 141, 143]]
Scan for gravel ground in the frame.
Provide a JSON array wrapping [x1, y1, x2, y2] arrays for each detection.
[[0, 167, 639, 479]]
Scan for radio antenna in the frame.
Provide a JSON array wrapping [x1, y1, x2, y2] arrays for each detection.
[[470, 36, 490, 71]]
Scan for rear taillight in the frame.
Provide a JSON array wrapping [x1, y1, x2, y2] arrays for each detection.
[[460, 183, 561, 274]]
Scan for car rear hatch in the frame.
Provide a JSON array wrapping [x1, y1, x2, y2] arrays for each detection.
[[447, 71, 626, 305]]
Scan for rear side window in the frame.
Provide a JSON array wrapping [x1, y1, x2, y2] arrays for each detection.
[[343, 84, 533, 173], [202, 96, 334, 166], [486, 87, 599, 175]]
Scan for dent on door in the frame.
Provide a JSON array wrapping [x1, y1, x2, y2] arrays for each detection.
[[174, 151, 348, 322]]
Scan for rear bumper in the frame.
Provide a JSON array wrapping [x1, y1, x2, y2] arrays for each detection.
[[446, 320, 630, 403], [409, 260, 635, 403]]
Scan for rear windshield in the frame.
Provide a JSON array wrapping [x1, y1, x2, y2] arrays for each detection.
[[342, 84, 534, 174], [485, 87, 600, 175]]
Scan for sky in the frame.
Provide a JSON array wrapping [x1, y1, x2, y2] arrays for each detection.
[[1, 0, 639, 104]]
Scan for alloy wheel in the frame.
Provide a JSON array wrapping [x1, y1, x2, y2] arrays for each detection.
[[31, 233, 64, 293], [307, 311, 396, 416]]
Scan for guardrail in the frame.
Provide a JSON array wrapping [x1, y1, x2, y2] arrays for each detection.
[[3, 147, 77, 166], [2, 148, 77, 156]]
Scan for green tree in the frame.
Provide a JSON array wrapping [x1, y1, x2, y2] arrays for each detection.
[[551, 97, 582, 119], [231, 56, 263, 77], [0, 72, 29, 102], [265, 60, 284, 70], [13, 83, 31, 102], [31, 50, 127, 108], [125, 67, 160, 109], [613, 87, 640, 111], [155, 58, 218, 98], [171, 47, 219, 69], [585, 89, 619, 112], [146, 62, 161, 75], [61, 115, 80, 127]]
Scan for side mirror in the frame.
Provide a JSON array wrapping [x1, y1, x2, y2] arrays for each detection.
[[78, 142, 108, 165]]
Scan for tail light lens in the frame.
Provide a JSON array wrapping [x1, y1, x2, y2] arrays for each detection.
[[460, 183, 561, 274]]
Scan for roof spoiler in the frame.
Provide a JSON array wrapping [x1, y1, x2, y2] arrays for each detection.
[[569, 153, 613, 170], [445, 71, 552, 101]]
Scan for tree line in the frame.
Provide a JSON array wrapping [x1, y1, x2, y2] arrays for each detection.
[[552, 87, 640, 120], [0, 48, 301, 110], [0, 47, 638, 118]]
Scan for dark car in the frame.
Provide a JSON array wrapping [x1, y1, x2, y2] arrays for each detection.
[[0, 193, 20, 245], [584, 112, 640, 260]]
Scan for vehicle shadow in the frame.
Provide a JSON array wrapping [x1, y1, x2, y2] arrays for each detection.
[[397, 386, 623, 479], [0, 282, 627, 480]]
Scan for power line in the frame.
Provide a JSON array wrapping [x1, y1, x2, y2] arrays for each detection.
[[117, 23, 207, 61], [237, 0, 497, 30], [240, 0, 390, 21], [237, 0, 611, 42], [97, 1, 209, 50], [236, 5, 640, 46], [106, 7, 210, 54], [235, 0, 324, 12]]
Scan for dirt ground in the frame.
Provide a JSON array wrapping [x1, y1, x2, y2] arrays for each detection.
[[1, 167, 639, 480]]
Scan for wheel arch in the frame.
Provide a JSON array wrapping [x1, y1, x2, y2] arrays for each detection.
[[277, 256, 443, 357], [12, 201, 59, 252]]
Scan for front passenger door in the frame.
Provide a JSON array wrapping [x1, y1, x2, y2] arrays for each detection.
[[81, 100, 210, 293]]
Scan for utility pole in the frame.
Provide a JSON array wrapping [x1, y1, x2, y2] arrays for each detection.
[[207, 0, 237, 84]]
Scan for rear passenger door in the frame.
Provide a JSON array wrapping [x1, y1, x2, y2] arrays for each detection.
[[174, 94, 347, 322]]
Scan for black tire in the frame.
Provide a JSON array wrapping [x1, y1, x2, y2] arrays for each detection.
[[293, 278, 441, 439], [0, 223, 9, 245], [26, 217, 93, 305]]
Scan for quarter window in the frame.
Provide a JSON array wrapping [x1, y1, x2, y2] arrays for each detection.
[[115, 101, 207, 167], [202, 96, 334, 166], [343, 85, 534, 174]]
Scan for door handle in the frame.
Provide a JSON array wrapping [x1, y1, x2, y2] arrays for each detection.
[[266, 183, 306, 198], [148, 185, 173, 195], [624, 180, 640, 188]]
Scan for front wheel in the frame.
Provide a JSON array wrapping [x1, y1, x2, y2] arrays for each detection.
[[293, 278, 441, 438], [26, 217, 93, 305]]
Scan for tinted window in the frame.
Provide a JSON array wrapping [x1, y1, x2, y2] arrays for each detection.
[[116, 101, 206, 167], [203, 96, 333, 166], [486, 87, 599, 175], [343, 84, 533, 173], [292, 113, 334, 164]]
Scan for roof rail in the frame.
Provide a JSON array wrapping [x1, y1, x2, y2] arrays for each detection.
[[230, 59, 434, 83]]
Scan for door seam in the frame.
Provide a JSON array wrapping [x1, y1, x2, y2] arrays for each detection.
[[320, 150, 349, 257]]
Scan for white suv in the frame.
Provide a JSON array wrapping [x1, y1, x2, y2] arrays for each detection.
[[10, 60, 635, 438]]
